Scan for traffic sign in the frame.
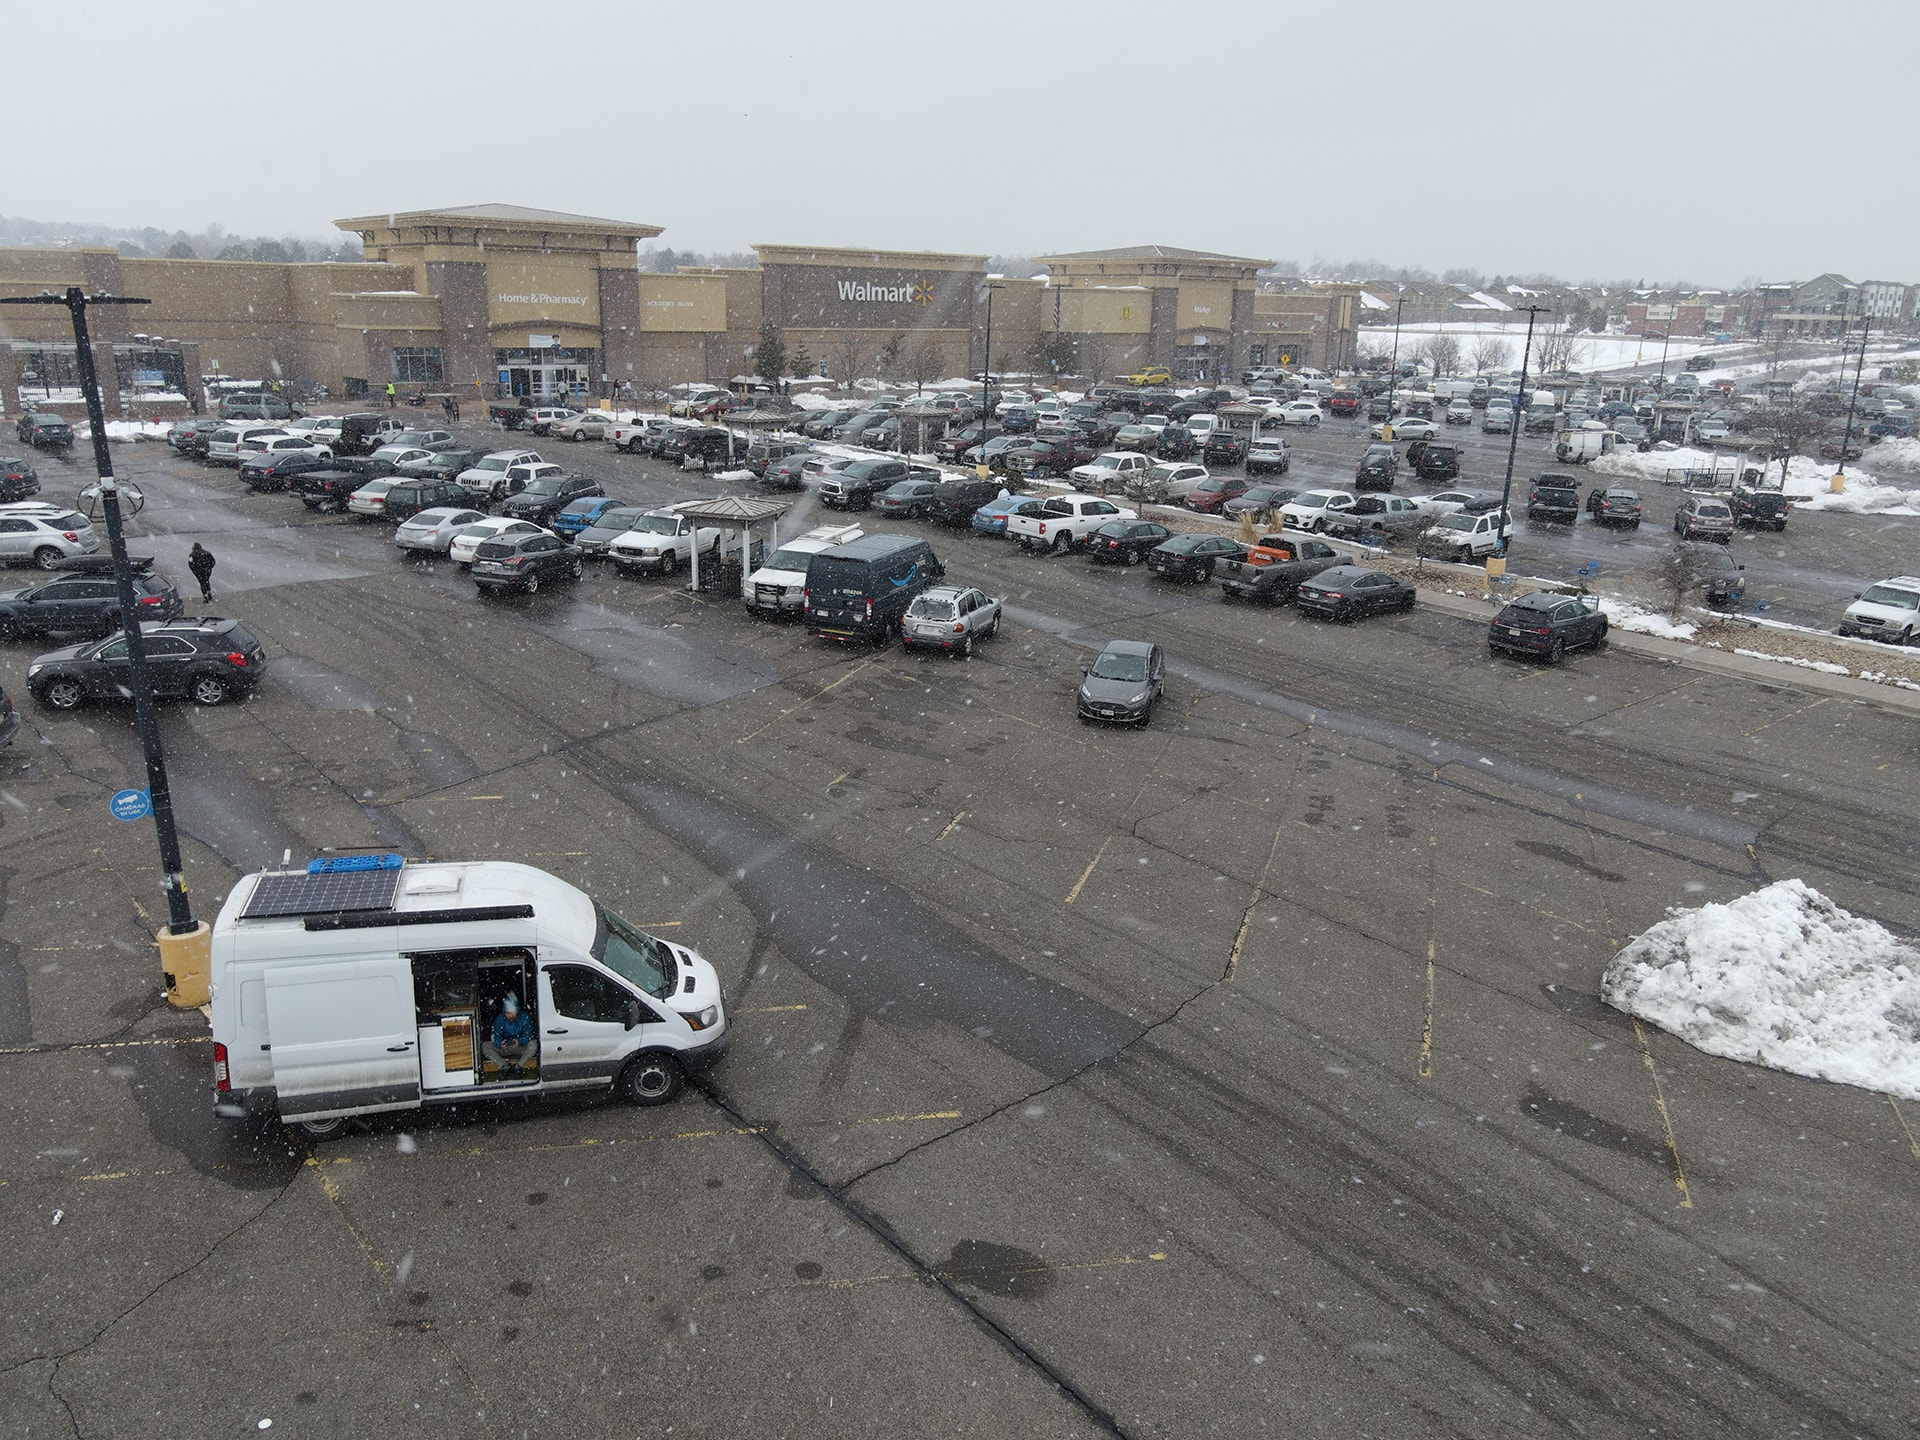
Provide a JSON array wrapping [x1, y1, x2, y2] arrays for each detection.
[[109, 788, 152, 822]]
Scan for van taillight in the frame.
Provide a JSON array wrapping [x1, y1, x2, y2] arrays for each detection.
[[864, 598, 874, 620], [213, 1042, 230, 1092]]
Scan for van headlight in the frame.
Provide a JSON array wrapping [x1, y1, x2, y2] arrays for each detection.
[[678, 1005, 720, 1031]]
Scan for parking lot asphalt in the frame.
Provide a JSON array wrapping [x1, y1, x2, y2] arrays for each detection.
[[1, 435, 1915, 1438]]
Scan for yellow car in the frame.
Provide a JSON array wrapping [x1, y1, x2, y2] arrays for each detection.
[[1127, 367, 1172, 387]]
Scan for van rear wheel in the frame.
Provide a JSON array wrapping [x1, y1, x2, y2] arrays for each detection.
[[619, 1051, 683, 1106], [292, 1116, 348, 1141]]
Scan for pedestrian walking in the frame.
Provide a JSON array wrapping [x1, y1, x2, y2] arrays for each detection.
[[442, 395, 455, 421], [385, 381, 397, 408], [187, 542, 216, 602], [450, 395, 461, 421]]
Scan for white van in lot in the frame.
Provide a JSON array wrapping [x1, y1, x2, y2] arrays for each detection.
[[209, 856, 728, 1136]]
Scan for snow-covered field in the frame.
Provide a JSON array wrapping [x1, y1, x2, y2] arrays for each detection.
[[1360, 320, 1717, 373], [1602, 881, 1920, 1101]]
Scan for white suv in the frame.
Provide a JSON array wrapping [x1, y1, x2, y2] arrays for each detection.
[[0, 503, 100, 568], [1838, 576, 1920, 645], [743, 524, 864, 615], [455, 450, 543, 502], [1068, 452, 1151, 492], [206, 424, 289, 465]]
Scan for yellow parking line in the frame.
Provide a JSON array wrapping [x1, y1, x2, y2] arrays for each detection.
[[0, 1035, 210, 1057], [737, 659, 877, 745], [1633, 1019, 1695, 1209], [1891, 1097, 1920, 1164], [1063, 837, 1113, 905], [934, 810, 967, 841], [856, 1110, 961, 1125]]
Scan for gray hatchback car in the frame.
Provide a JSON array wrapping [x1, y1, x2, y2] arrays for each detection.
[[1076, 640, 1166, 726], [1674, 494, 1735, 543]]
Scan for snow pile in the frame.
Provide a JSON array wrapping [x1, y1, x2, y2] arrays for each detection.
[[1864, 437, 1920, 474], [99, 420, 172, 441], [1588, 445, 1920, 515], [1603, 880, 1920, 1100], [710, 469, 754, 482], [1732, 648, 1850, 675], [1596, 598, 1695, 640]]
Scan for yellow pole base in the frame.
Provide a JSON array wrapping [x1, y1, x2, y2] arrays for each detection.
[[158, 921, 213, 1009], [1829, 470, 1846, 493]]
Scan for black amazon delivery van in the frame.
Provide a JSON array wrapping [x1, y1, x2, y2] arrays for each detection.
[[804, 534, 945, 644]]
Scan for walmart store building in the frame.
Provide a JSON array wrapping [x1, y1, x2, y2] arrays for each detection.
[[0, 204, 1359, 409]]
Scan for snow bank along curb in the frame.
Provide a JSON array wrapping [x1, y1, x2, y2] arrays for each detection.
[[1602, 881, 1920, 1101]]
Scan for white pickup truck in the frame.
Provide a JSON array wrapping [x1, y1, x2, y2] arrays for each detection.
[[1007, 493, 1138, 554], [1422, 506, 1515, 562]]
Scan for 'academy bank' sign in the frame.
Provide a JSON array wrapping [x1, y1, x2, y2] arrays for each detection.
[[838, 278, 934, 305]]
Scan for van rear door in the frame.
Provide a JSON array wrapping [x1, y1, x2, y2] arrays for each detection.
[[264, 957, 422, 1122]]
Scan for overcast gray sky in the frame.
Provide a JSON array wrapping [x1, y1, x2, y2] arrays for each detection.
[[15, 0, 1914, 284]]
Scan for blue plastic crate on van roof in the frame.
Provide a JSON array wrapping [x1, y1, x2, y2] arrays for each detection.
[[306, 853, 403, 874]]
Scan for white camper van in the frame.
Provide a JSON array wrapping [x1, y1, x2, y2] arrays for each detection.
[[209, 856, 728, 1136], [1553, 423, 1624, 464]]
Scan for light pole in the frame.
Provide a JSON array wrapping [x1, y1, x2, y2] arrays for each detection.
[[1385, 292, 1406, 433], [980, 281, 1004, 425], [1497, 306, 1549, 558], [1656, 326, 1673, 385], [0, 289, 200, 944], [1833, 307, 1872, 491]]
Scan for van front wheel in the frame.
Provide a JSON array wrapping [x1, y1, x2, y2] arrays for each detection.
[[619, 1051, 683, 1106]]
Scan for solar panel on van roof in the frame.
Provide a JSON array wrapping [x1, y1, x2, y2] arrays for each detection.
[[241, 866, 403, 920]]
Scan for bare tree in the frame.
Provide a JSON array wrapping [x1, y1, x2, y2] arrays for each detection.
[[907, 341, 943, 398], [1357, 341, 1393, 372], [837, 332, 865, 388], [1734, 397, 1829, 473], [1470, 336, 1511, 375], [1533, 321, 1585, 375], [1653, 543, 1723, 621], [1426, 332, 1462, 376]]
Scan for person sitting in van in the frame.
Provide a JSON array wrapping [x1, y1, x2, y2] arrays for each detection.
[[483, 993, 537, 1076]]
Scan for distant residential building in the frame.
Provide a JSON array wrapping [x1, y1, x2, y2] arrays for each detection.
[[1744, 273, 1858, 337], [1624, 297, 1733, 338], [1858, 279, 1915, 325]]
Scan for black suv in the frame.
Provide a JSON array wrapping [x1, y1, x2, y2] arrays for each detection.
[[382, 477, 473, 522], [17, 414, 74, 451], [470, 532, 584, 595], [409, 447, 488, 482], [924, 478, 1003, 528], [496, 474, 604, 524], [1412, 443, 1461, 482], [28, 617, 267, 709], [1355, 444, 1398, 492], [1526, 473, 1581, 522], [0, 556, 180, 640], [1587, 487, 1643, 529], [1488, 592, 1608, 663], [1203, 430, 1249, 466], [0, 457, 40, 503], [1730, 482, 1789, 532]]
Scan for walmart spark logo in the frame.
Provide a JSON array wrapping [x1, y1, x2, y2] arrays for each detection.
[[913, 279, 933, 306]]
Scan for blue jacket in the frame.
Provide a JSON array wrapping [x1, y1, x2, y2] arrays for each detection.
[[492, 1007, 533, 1049]]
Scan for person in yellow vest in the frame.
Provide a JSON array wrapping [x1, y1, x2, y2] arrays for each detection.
[[385, 381, 397, 408]]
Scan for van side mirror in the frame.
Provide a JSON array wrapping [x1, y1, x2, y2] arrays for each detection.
[[622, 999, 644, 1031]]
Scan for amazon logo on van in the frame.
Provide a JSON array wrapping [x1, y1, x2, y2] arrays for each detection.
[[888, 563, 919, 587]]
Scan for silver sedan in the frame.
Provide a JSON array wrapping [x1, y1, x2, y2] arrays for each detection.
[[394, 506, 490, 555]]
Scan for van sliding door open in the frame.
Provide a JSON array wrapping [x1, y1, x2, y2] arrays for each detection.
[[264, 957, 423, 1122]]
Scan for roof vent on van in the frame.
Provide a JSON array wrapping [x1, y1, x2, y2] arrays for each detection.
[[402, 870, 463, 898]]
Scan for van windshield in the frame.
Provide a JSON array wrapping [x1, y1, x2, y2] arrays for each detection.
[[592, 904, 676, 999]]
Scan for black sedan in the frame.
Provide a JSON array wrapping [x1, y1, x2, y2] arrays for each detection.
[[1295, 564, 1417, 622], [470, 531, 584, 595], [1488, 591, 1609, 662], [1147, 533, 1245, 582], [239, 450, 331, 492], [17, 415, 74, 450], [1086, 519, 1173, 565]]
